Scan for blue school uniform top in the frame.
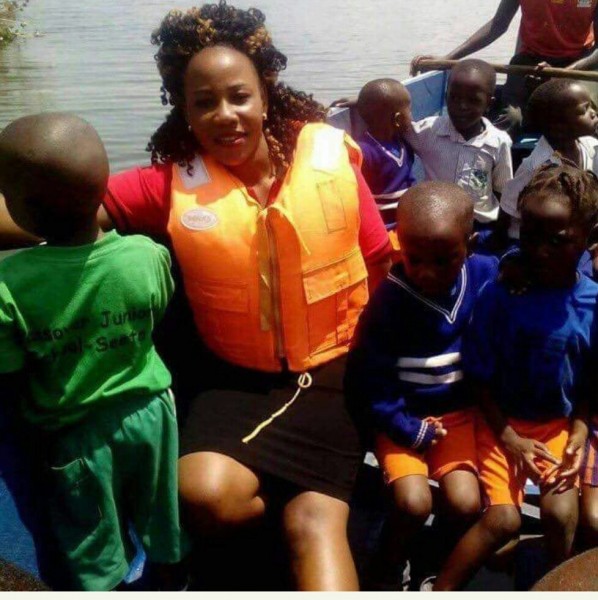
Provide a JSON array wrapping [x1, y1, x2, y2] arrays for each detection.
[[463, 273, 598, 421], [346, 253, 498, 452], [357, 132, 415, 228]]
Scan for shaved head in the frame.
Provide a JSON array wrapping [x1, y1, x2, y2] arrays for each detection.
[[357, 78, 411, 134], [0, 112, 108, 237], [449, 59, 496, 95], [397, 181, 474, 239], [396, 182, 474, 297]]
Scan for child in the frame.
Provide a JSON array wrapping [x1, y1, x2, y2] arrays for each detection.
[[433, 163, 598, 590], [355, 78, 415, 230], [346, 181, 498, 590], [404, 59, 513, 231], [0, 113, 188, 591], [499, 79, 598, 242]]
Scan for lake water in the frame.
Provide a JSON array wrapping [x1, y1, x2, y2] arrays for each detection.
[[0, 0, 520, 172]]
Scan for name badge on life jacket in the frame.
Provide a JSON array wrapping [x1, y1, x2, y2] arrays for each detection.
[[181, 207, 219, 231]]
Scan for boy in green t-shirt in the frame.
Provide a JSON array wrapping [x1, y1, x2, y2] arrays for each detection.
[[0, 113, 188, 590]]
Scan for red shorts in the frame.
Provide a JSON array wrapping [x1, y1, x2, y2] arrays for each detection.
[[476, 416, 574, 507], [376, 408, 477, 485]]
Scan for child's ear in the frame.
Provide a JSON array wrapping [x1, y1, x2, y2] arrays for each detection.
[[466, 232, 478, 256]]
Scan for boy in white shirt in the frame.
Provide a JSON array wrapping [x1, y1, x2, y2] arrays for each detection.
[[404, 60, 513, 231]]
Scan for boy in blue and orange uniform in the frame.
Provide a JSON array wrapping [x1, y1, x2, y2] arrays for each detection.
[[434, 163, 598, 590], [0, 113, 188, 590], [347, 181, 498, 590]]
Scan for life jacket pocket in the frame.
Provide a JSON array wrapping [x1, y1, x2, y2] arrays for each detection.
[[187, 279, 255, 363], [302, 248, 368, 355]]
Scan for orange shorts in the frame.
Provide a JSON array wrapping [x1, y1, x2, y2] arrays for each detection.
[[476, 416, 574, 507], [376, 408, 477, 485]]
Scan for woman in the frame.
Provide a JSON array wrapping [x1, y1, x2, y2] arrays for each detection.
[[99, 2, 392, 590]]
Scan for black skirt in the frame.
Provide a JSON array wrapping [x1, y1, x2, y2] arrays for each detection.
[[179, 355, 363, 502]]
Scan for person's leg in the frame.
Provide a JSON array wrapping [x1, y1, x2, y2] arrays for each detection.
[[437, 469, 482, 551], [367, 475, 433, 589], [539, 484, 579, 567], [580, 485, 598, 550], [434, 504, 521, 590], [501, 53, 544, 112], [434, 415, 523, 591], [281, 490, 358, 591], [178, 451, 266, 535], [126, 393, 190, 590]]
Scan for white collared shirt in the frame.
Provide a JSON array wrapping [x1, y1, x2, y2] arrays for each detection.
[[404, 116, 513, 223], [500, 136, 598, 239]]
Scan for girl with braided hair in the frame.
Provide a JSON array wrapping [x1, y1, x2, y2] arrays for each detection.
[[433, 163, 598, 590], [97, 1, 392, 590]]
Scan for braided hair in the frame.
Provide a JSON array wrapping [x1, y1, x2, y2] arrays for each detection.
[[518, 161, 598, 231], [147, 1, 326, 173]]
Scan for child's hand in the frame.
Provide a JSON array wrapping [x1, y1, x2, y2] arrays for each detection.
[[502, 432, 560, 482], [425, 417, 447, 446], [543, 433, 585, 493]]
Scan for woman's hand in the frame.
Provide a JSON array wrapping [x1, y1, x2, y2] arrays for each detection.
[[501, 429, 559, 482]]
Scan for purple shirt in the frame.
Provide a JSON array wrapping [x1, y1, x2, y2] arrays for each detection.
[[357, 132, 415, 228]]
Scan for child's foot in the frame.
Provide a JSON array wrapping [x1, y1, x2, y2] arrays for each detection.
[[419, 574, 436, 591]]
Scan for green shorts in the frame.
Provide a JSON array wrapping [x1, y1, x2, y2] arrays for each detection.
[[46, 391, 189, 591]]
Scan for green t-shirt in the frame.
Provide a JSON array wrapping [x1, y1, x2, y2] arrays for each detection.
[[0, 231, 174, 430]]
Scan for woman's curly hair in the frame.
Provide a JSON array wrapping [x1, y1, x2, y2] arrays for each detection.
[[147, 1, 326, 173], [518, 161, 598, 230]]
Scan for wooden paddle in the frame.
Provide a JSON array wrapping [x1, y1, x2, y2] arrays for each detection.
[[416, 58, 598, 83]]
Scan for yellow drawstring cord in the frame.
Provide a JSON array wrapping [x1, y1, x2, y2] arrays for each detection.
[[242, 372, 313, 444]]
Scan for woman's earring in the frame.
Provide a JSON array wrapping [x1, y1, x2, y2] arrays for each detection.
[[393, 112, 402, 129], [262, 112, 268, 121], [188, 124, 192, 132]]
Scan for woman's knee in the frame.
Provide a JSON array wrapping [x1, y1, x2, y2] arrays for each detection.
[[282, 492, 349, 551], [178, 452, 264, 530]]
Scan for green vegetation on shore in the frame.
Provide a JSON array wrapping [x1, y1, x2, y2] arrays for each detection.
[[0, 1, 29, 47]]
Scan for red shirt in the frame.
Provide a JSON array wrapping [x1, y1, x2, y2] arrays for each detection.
[[520, 0, 597, 58], [103, 162, 392, 264]]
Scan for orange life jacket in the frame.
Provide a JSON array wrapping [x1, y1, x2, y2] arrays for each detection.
[[167, 123, 368, 373], [520, 0, 597, 58]]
